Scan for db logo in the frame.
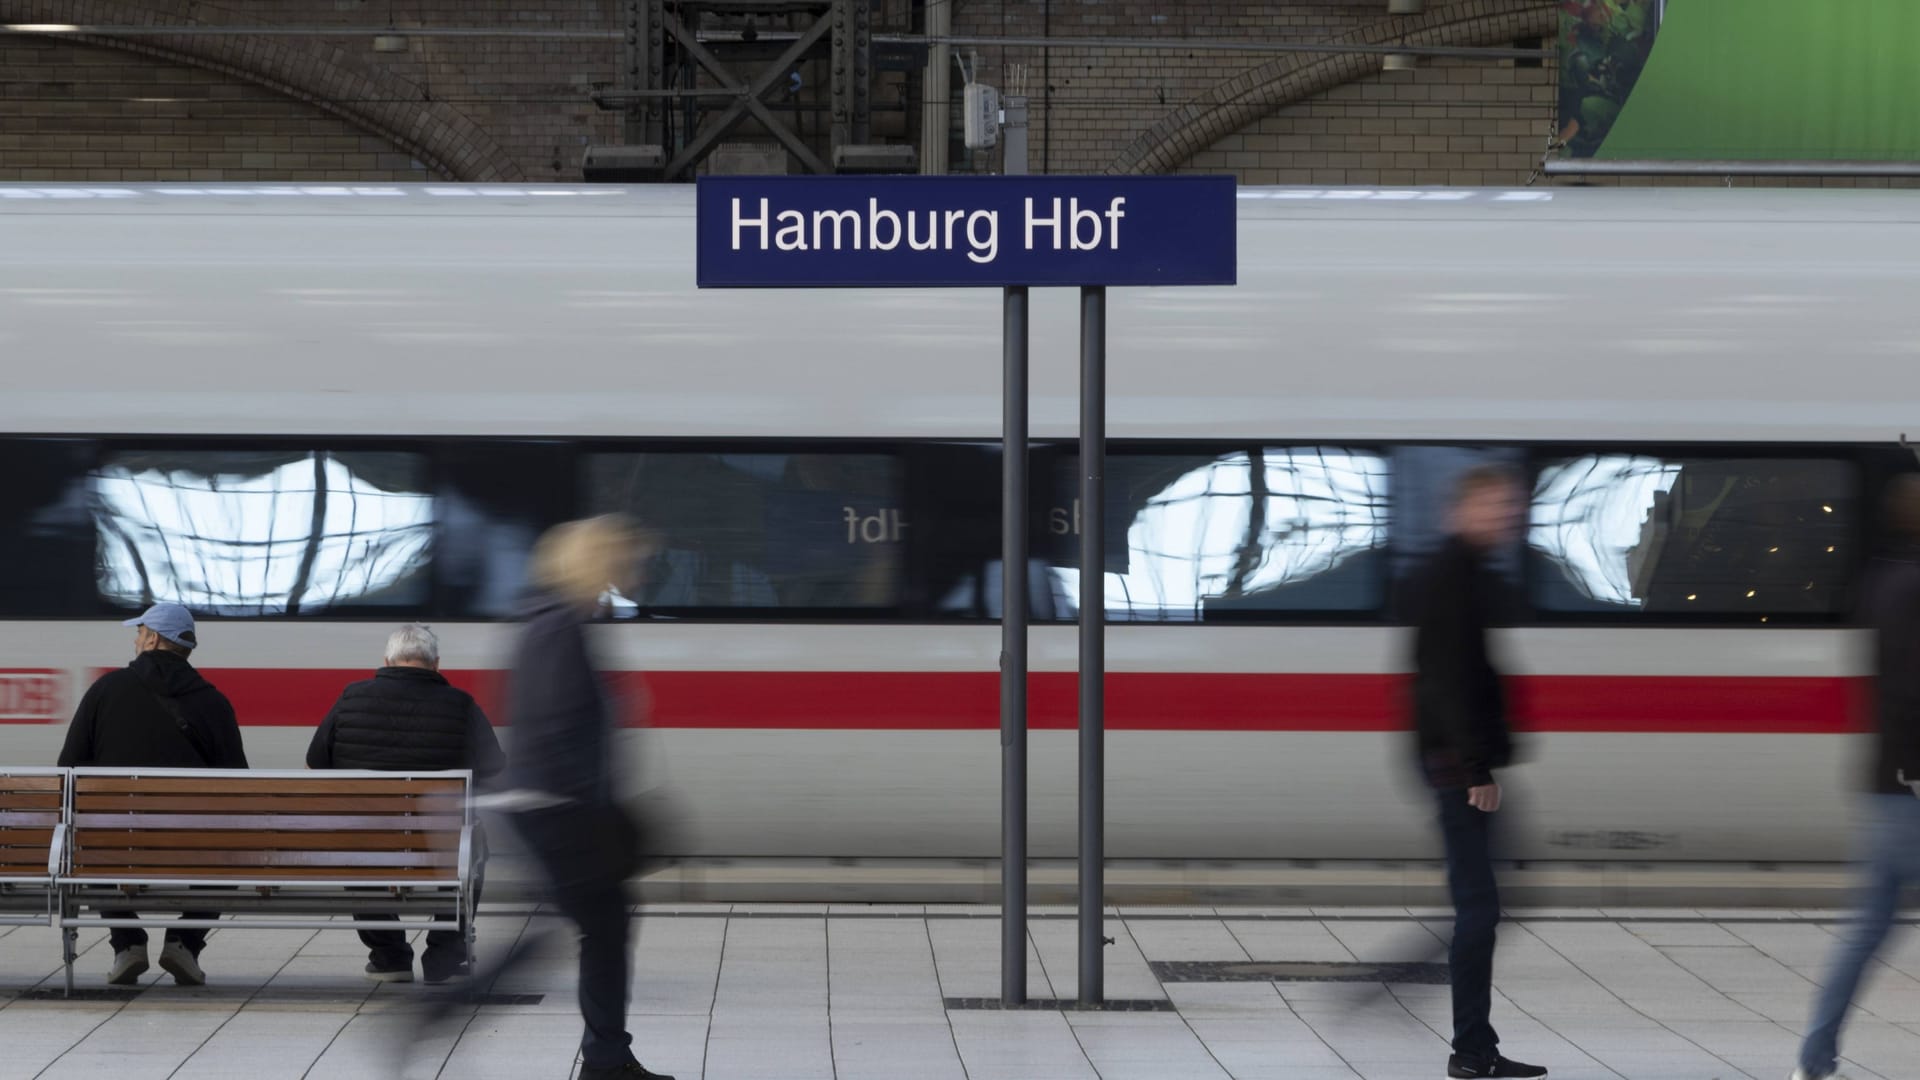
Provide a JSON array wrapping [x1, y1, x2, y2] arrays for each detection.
[[0, 670, 63, 722]]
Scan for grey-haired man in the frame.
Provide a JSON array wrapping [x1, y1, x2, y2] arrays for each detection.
[[59, 602, 248, 987]]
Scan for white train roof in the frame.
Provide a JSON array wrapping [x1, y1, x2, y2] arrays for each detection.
[[2, 183, 1917, 443]]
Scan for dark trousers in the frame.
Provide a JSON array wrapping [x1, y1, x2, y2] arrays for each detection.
[[1436, 788, 1501, 1064], [512, 804, 636, 1070], [358, 853, 485, 978], [105, 911, 212, 956]]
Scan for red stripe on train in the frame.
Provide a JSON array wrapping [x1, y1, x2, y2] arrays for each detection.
[[151, 668, 1865, 735]]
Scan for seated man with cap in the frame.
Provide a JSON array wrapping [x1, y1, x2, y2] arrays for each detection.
[[58, 602, 249, 987]]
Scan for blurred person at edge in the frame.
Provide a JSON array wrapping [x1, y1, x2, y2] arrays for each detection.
[[1792, 475, 1920, 1080], [495, 515, 674, 1080], [1407, 466, 1548, 1080], [58, 602, 247, 989]]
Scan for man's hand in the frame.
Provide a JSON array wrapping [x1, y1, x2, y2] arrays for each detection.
[[1468, 783, 1502, 813]]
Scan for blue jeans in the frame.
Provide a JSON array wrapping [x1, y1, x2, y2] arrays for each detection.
[[1437, 788, 1503, 1064], [1799, 794, 1920, 1076]]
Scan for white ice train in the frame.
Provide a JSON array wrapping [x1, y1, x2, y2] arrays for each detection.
[[1, 182, 1915, 866]]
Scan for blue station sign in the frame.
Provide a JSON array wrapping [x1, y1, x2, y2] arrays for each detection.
[[696, 175, 1236, 289]]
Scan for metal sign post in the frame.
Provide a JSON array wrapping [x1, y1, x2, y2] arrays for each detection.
[[1077, 284, 1105, 1004], [694, 175, 1234, 1007], [1001, 283, 1029, 1004]]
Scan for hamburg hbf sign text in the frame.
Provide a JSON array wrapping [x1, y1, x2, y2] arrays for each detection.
[[696, 175, 1236, 288]]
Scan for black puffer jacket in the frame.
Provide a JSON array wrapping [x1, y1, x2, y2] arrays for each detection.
[[1861, 549, 1920, 796], [58, 650, 248, 768], [307, 666, 504, 778]]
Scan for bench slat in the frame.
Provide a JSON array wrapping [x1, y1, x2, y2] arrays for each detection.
[[76, 778, 464, 796], [73, 849, 457, 869], [72, 813, 464, 832], [75, 795, 465, 814], [76, 830, 458, 852], [0, 811, 60, 828], [0, 776, 62, 792], [0, 828, 54, 845], [65, 866, 456, 881], [0, 794, 60, 811]]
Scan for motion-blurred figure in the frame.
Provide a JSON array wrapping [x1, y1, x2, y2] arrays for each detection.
[[499, 515, 673, 1080], [58, 602, 247, 987], [1408, 466, 1546, 1080], [307, 623, 504, 984], [1792, 475, 1920, 1080]]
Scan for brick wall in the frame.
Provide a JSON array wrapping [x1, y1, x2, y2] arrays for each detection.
[[2, 1, 1913, 188], [0, 35, 431, 181]]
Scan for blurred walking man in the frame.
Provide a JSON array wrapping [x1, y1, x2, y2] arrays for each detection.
[[1408, 466, 1546, 1079], [1792, 475, 1920, 1080], [308, 623, 504, 984], [58, 603, 247, 987]]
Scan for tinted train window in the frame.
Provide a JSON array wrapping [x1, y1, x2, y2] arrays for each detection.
[[1036, 446, 1389, 621], [584, 451, 907, 612], [436, 442, 576, 618], [91, 449, 432, 616], [0, 439, 96, 617], [1529, 454, 1856, 616]]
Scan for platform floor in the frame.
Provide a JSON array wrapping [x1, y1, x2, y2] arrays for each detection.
[[2, 904, 1917, 1079]]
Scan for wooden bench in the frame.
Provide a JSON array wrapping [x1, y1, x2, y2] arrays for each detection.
[[57, 768, 474, 992], [0, 769, 63, 927]]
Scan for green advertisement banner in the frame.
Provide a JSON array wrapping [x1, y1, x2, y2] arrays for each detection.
[[1558, 0, 1920, 162]]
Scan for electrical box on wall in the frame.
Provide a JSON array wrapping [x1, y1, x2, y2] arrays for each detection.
[[963, 83, 1001, 150]]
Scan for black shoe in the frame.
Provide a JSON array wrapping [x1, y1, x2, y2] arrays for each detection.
[[578, 1063, 676, 1080], [1448, 1055, 1547, 1079], [422, 962, 470, 986]]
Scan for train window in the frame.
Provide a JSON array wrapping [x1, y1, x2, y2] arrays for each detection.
[[1529, 453, 1857, 617], [90, 449, 433, 616], [584, 450, 907, 613], [1037, 446, 1390, 621], [0, 439, 97, 616], [436, 442, 576, 618]]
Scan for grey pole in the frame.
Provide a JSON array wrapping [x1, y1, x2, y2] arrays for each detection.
[[1001, 284, 1030, 1006], [1078, 285, 1107, 1005]]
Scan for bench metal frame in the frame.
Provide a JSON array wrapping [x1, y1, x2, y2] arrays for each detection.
[[0, 767, 65, 928], [56, 767, 477, 995]]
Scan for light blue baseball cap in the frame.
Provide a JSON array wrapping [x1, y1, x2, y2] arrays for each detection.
[[122, 602, 198, 650]]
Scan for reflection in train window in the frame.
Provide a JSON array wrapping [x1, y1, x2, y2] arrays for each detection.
[[1045, 447, 1389, 620], [92, 450, 433, 615], [1530, 454, 1856, 615], [584, 451, 906, 611]]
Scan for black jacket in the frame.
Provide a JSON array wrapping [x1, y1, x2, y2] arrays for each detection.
[[58, 650, 248, 769], [502, 592, 618, 805], [307, 666, 505, 778], [1861, 549, 1920, 796], [1408, 535, 1512, 789]]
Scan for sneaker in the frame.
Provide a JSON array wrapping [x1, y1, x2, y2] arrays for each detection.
[[422, 962, 470, 986], [158, 941, 205, 986], [1448, 1055, 1547, 1079], [578, 1063, 676, 1080], [106, 945, 149, 986], [1790, 1070, 1851, 1080], [364, 961, 415, 984]]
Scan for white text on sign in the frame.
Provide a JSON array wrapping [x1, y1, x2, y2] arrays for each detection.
[[730, 196, 1128, 265]]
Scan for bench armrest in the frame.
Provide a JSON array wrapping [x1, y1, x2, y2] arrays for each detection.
[[47, 823, 67, 879]]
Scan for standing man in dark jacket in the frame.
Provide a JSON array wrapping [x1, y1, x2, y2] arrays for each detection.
[[1793, 475, 1920, 1080], [308, 623, 504, 984], [58, 602, 247, 987], [1407, 466, 1546, 1080]]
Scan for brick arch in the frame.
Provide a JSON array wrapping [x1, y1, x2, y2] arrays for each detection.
[[1108, 0, 1553, 175], [0, 0, 525, 182]]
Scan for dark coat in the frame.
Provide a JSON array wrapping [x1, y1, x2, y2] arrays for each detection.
[[1861, 550, 1920, 796], [57, 649, 248, 769], [1408, 535, 1513, 789], [501, 592, 618, 806], [306, 666, 504, 778]]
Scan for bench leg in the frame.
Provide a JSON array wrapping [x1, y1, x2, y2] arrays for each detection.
[[62, 926, 77, 998]]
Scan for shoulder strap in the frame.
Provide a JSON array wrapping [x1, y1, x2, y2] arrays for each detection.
[[133, 667, 213, 766]]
